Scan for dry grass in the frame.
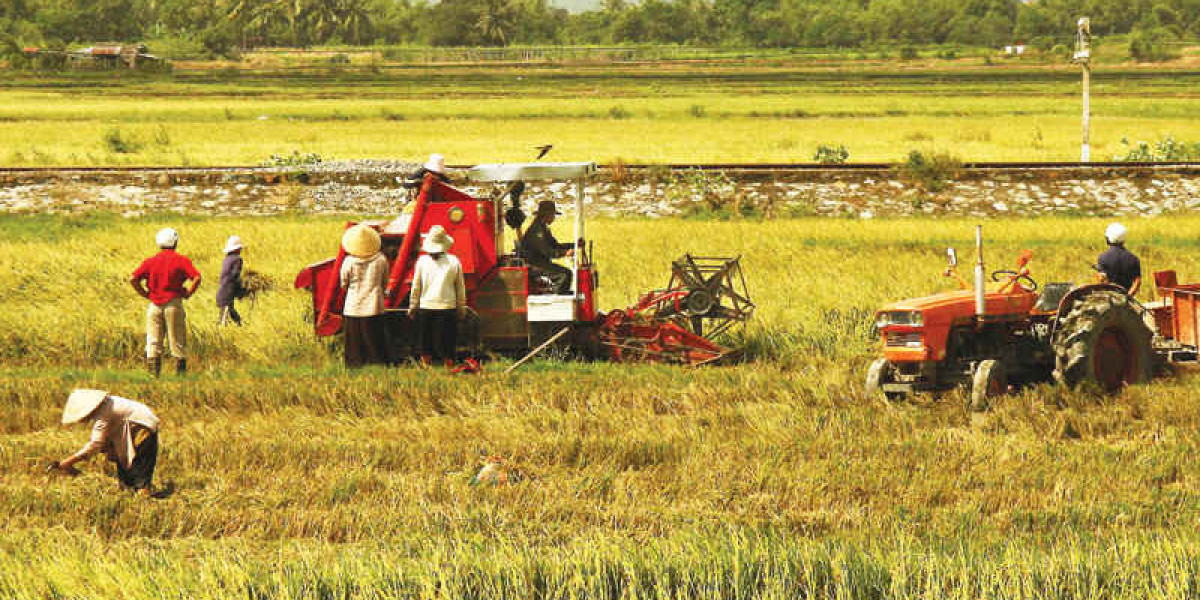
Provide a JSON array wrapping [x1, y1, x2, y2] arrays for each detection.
[[3, 213, 1200, 597]]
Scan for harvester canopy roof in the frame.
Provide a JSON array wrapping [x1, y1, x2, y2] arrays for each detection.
[[467, 162, 596, 182]]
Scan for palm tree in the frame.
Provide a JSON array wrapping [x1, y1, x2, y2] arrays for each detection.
[[476, 0, 515, 46]]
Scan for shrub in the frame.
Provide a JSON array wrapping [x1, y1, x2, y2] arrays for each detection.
[[813, 144, 849, 165], [1112, 136, 1200, 162], [103, 128, 143, 154], [608, 106, 631, 119], [899, 150, 961, 192], [1129, 29, 1176, 62], [261, 150, 324, 167], [899, 46, 919, 60]]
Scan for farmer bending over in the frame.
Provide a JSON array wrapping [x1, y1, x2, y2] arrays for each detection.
[[52, 389, 161, 497]]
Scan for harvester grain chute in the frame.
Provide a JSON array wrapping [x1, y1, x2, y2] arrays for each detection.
[[866, 225, 1200, 410], [294, 162, 751, 365]]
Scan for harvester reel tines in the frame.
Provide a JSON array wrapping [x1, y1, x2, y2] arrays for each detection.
[[655, 254, 754, 339]]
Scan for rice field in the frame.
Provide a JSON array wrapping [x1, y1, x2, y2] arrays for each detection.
[[3, 64, 1200, 165], [3, 212, 1200, 597]]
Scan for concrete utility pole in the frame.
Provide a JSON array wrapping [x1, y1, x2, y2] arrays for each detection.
[[1074, 17, 1092, 162]]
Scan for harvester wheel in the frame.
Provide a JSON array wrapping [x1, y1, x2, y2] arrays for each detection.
[[865, 358, 904, 401], [969, 359, 1006, 412], [1052, 290, 1154, 392]]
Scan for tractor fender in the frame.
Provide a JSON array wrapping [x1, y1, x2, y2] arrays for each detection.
[[1050, 283, 1144, 338]]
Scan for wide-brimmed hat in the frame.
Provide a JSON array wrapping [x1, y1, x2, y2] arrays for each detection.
[[421, 225, 454, 254], [535, 200, 561, 216], [62, 389, 108, 424], [424, 153, 445, 174], [341, 224, 381, 258], [223, 235, 243, 254]]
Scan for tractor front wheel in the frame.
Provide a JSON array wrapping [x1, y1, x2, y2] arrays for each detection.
[[1052, 290, 1154, 392], [866, 358, 904, 400], [969, 359, 1006, 412]]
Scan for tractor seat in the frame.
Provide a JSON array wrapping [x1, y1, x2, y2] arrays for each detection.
[[1035, 282, 1073, 312]]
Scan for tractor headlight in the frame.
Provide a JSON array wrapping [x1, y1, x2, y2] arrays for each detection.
[[876, 310, 923, 329]]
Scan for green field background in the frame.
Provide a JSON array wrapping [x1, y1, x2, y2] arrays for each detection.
[[3, 66, 1200, 165]]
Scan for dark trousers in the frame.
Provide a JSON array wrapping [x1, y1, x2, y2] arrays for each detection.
[[117, 431, 158, 490], [534, 263, 572, 294], [343, 315, 390, 368], [217, 303, 242, 326], [419, 308, 458, 361]]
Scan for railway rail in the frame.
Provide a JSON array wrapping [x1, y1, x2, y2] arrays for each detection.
[[2, 161, 1200, 177]]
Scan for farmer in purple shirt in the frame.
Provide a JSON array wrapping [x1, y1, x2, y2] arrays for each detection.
[[216, 236, 245, 326]]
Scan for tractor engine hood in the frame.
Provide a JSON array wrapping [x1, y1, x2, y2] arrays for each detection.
[[879, 289, 1037, 327]]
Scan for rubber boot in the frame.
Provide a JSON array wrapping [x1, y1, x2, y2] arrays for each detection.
[[175, 358, 187, 375], [147, 356, 161, 378]]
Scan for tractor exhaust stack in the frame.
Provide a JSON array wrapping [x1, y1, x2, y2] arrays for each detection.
[[974, 225, 986, 318]]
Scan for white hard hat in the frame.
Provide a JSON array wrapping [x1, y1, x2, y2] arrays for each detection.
[[424, 153, 445, 174], [155, 227, 179, 248], [1105, 222, 1127, 244]]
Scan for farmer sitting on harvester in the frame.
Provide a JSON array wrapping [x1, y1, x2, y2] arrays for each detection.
[[409, 225, 467, 368], [521, 200, 575, 294], [51, 389, 161, 497], [1096, 222, 1141, 296], [402, 154, 450, 189], [131, 227, 201, 376]]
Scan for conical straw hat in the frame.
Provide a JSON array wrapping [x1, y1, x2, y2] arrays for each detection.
[[341, 224, 381, 258], [62, 389, 108, 424]]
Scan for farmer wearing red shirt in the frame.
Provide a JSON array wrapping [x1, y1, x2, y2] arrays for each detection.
[[131, 228, 201, 376]]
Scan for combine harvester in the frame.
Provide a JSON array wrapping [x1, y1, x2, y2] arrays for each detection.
[[868, 225, 1200, 410], [295, 163, 753, 365]]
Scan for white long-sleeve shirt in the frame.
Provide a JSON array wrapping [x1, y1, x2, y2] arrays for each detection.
[[339, 253, 389, 317], [410, 253, 466, 310], [82, 396, 160, 469]]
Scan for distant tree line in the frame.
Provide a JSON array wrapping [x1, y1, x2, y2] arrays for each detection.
[[2, 0, 1198, 56]]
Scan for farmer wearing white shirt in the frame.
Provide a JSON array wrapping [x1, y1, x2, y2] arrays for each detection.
[[339, 223, 391, 367], [409, 225, 467, 368], [52, 389, 161, 497]]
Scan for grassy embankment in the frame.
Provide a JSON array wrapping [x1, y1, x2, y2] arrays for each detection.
[[3, 65, 1200, 165], [3, 213, 1200, 597]]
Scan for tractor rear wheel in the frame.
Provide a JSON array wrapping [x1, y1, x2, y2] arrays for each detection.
[[969, 359, 1006, 412], [865, 358, 904, 400], [1052, 290, 1154, 392]]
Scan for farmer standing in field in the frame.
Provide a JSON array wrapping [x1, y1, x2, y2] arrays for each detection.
[[131, 228, 201, 376], [521, 200, 574, 294], [1095, 222, 1142, 297], [51, 389, 161, 497], [216, 235, 245, 326], [339, 223, 391, 367], [409, 225, 467, 368]]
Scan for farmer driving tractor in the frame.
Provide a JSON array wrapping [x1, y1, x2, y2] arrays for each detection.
[[521, 200, 575, 294], [1095, 222, 1141, 297]]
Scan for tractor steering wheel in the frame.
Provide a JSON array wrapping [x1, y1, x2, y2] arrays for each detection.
[[991, 269, 1039, 292]]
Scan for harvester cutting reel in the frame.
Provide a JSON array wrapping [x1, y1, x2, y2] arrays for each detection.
[[599, 255, 755, 365]]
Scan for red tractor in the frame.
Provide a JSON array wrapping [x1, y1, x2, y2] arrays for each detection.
[[867, 226, 1198, 410], [294, 162, 753, 365]]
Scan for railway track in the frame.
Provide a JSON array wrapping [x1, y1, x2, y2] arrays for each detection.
[[2, 161, 1200, 176]]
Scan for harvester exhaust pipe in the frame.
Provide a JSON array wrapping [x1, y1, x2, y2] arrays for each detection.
[[974, 224, 986, 318]]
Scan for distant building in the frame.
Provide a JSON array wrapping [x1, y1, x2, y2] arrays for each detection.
[[21, 43, 162, 69]]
